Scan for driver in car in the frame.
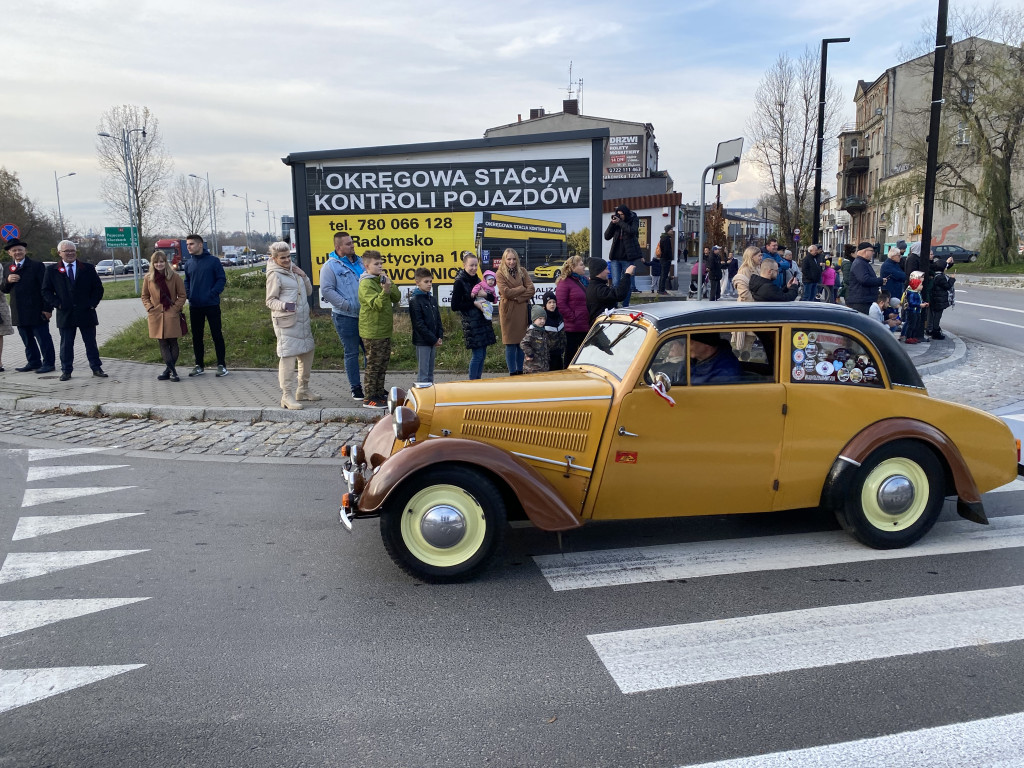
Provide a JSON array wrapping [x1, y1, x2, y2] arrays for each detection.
[[689, 332, 743, 385]]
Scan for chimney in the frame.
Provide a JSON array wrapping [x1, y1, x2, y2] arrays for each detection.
[[529, 108, 545, 119], [563, 99, 579, 115], [517, 114, 522, 122]]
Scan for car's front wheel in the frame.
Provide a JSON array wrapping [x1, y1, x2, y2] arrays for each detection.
[[969, 254, 978, 262], [380, 466, 506, 582], [835, 440, 945, 549]]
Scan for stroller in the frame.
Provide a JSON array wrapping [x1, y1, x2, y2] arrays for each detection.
[[688, 262, 711, 300]]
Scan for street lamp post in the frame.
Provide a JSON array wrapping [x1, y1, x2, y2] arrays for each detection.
[[256, 199, 273, 239], [811, 37, 850, 246], [98, 127, 146, 294], [189, 172, 220, 258], [54, 172, 76, 240], [232, 193, 251, 256]]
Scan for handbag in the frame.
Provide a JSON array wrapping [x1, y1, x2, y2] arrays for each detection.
[[179, 313, 189, 336]]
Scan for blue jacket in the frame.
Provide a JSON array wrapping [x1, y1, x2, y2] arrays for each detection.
[[847, 257, 884, 305], [319, 253, 363, 318], [183, 250, 226, 307], [880, 259, 906, 300], [690, 346, 743, 385], [762, 250, 791, 288]]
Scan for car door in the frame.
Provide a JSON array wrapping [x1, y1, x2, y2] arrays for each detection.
[[589, 329, 787, 520]]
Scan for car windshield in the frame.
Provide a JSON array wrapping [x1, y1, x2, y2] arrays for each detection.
[[98, 261, 113, 266], [575, 321, 648, 380]]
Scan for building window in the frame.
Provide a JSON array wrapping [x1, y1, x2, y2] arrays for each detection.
[[961, 79, 976, 104], [965, 49, 976, 65], [915, 204, 921, 228], [955, 122, 970, 146], [850, 139, 859, 157]]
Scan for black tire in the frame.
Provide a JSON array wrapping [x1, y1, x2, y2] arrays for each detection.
[[380, 465, 506, 582], [834, 440, 945, 549], [969, 255, 977, 263], [553, 270, 561, 280]]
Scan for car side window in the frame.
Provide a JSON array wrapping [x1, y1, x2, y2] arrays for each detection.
[[649, 337, 688, 387], [789, 328, 884, 387]]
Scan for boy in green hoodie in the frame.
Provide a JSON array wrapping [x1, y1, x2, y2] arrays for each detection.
[[357, 250, 401, 409]]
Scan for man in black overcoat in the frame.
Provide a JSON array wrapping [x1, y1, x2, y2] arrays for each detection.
[[41, 240, 107, 380], [1, 238, 56, 373]]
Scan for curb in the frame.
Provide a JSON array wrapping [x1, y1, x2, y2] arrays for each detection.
[[3, 397, 380, 425], [916, 332, 968, 376]]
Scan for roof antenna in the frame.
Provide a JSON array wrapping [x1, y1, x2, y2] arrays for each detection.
[[566, 61, 583, 111]]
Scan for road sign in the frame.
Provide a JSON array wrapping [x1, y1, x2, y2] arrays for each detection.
[[1, 223, 19, 241], [793, 228, 801, 236], [105, 226, 138, 248], [712, 138, 744, 185]]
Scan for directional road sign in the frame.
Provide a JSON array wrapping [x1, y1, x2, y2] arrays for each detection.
[[104, 227, 138, 248]]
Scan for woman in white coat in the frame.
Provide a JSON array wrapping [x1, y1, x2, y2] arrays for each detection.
[[265, 241, 320, 410]]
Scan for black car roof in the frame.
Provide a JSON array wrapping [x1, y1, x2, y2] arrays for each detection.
[[604, 301, 925, 389]]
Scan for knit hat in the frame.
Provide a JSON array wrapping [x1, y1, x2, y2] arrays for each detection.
[[531, 305, 546, 322], [664, 224, 673, 233], [691, 332, 725, 347], [896, 240, 907, 252], [588, 258, 607, 276], [542, 290, 556, 305], [857, 241, 873, 251]]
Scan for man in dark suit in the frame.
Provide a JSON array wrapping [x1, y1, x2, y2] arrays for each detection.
[[41, 240, 107, 381], [1, 238, 56, 373]]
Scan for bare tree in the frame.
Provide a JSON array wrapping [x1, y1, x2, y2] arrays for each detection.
[[96, 105, 172, 252], [885, 4, 1024, 265], [747, 48, 843, 247], [0, 167, 61, 258], [166, 174, 211, 235]]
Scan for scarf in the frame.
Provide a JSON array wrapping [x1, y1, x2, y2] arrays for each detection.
[[570, 272, 589, 288], [154, 269, 173, 310]]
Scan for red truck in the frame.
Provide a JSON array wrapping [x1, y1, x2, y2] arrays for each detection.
[[155, 239, 188, 270]]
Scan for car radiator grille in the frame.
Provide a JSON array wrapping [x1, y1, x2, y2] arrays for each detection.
[[460, 408, 590, 453]]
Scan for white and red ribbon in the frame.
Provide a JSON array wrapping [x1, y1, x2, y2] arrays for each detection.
[[651, 379, 676, 406]]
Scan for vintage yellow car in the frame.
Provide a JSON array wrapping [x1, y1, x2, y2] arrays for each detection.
[[531, 263, 561, 280], [338, 302, 1021, 582]]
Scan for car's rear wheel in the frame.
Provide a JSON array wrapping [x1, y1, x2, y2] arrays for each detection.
[[969, 254, 977, 262], [553, 269, 561, 280], [380, 466, 506, 582], [835, 440, 945, 549]]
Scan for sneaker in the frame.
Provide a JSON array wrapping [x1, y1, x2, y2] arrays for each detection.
[[215, 365, 229, 377], [188, 365, 205, 377], [362, 398, 387, 410], [351, 386, 365, 401]]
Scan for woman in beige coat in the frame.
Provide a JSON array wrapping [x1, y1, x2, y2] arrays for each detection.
[[141, 250, 187, 381], [265, 241, 320, 410], [495, 248, 534, 375], [731, 245, 763, 355]]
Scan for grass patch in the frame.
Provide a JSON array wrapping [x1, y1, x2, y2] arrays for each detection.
[[102, 276, 147, 300], [100, 269, 512, 372]]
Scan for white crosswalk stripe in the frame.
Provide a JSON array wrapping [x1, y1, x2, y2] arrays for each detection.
[[677, 710, 1024, 768], [12, 513, 145, 541], [0, 550, 148, 584], [0, 666, 145, 714], [21, 486, 135, 508], [25, 447, 110, 462], [0, 598, 150, 639], [589, 585, 1024, 694], [26, 464, 128, 482], [536, 515, 1024, 592]]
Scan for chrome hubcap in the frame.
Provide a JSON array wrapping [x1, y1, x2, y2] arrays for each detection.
[[877, 475, 915, 515], [419, 505, 467, 548]]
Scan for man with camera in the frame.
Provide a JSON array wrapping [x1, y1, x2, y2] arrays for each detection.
[[603, 204, 642, 307]]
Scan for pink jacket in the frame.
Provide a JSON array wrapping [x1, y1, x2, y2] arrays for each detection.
[[555, 274, 590, 333]]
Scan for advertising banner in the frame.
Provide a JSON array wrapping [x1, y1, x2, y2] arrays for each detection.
[[303, 158, 591, 289], [604, 135, 643, 180]]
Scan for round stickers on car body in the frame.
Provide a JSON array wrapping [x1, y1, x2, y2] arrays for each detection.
[[790, 329, 880, 386]]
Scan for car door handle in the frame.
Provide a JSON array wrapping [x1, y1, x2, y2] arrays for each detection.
[[618, 427, 638, 437]]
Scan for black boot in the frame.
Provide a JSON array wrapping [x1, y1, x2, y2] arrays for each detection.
[[168, 366, 180, 382], [157, 367, 171, 381]]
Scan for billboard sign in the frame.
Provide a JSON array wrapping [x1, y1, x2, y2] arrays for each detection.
[[604, 135, 644, 180], [285, 131, 606, 298]]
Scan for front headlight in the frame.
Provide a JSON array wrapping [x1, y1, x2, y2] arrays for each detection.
[[392, 406, 420, 441], [387, 386, 408, 415]]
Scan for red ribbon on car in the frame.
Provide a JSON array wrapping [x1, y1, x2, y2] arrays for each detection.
[[651, 379, 676, 407]]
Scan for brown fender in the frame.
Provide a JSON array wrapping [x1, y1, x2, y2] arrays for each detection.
[[823, 417, 986, 524], [357, 437, 583, 532]]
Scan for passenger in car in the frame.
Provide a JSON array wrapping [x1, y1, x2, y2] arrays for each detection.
[[689, 333, 743, 385]]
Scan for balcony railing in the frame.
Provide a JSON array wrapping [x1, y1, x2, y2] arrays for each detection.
[[840, 195, 868, 212], [843, 155, 869, 173]]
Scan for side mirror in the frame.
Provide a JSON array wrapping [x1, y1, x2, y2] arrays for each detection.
[[654, 371, 671, 391]]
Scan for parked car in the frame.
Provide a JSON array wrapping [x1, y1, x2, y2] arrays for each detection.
[[532, 263, 561, 279], [337, 302, 1021, 582], [123, 258, 150, 274], [933, 245, 978, 263], [95, 259, 126, 276]]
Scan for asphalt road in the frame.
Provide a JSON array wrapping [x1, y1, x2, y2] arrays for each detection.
[[943, 283, 1024, 353], [2, 444, 1023, 767]]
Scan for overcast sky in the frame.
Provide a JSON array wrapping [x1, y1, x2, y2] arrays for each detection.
[[3, 0, 984, 240]]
